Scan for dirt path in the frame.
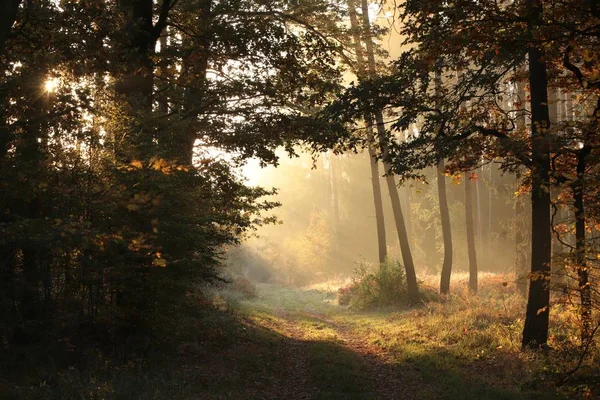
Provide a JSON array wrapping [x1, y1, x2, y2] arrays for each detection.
[[247, 312, 318, 399], [248, 304, 423, 400]]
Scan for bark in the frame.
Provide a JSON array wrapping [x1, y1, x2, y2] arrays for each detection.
[[549, 88, 566, 284], [515, 191, 529, 296], [573, 146, 591, 342], [330, 153, 340, 254], [438, 159, 453, 295], [359, 0, 419, 301], [177, 0, 211, 165], [522, 0, 553, 350], [368, 146, 388, 264], [465, 173, 478, 293], [115, 0, 155, 161], [347, 0, 387, 264], [514, 79, 529, 296], [434, 71, 453, 295], [475, 165, 483, 252]]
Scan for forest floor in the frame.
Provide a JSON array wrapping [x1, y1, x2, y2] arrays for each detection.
[[213, 281, 567, 400], [3, 277, 595, 399]]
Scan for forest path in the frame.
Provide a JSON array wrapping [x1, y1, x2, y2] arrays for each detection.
[[237, 284, 423, 399]]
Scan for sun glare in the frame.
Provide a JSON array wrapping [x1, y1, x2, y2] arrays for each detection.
[[44, 77, 59, 93]]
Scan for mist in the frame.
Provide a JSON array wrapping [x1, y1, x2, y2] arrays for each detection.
[[231, 150, 522, 286]]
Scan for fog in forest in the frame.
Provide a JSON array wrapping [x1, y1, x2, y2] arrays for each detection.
[[230, 151, 522, 286]]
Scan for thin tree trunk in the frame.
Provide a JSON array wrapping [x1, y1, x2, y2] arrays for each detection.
[[514, 79, 529, 296], [522, 0, 552, 349], [475, 165, 483, 253], [549, 88, 565, 284], [330, 153, 341, 254], [465, 173, 478, 293], [359, 0, 419, 301], [368, 147, 388, 264], [347, 0, 387, 264], [434, 71, 453, 295], [438, 159, 453, 294], [574, 145, 591, 342], [515, 191, 529, 296], [115, 0, 155, 161]]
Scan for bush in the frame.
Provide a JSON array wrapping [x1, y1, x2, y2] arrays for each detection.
[[338, 259, 408, 310]]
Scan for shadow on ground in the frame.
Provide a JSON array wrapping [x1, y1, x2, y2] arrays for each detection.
[[1, 295, 566, 400]]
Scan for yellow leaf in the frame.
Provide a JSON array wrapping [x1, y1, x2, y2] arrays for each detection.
[[153, 258, 167, 267], [130, 160, 143, 169]]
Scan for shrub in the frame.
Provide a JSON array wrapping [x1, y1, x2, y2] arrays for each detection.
[[338, 259, 408, 310]]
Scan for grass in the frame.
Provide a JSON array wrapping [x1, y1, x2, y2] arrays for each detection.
[[2, 274, 598, 399]]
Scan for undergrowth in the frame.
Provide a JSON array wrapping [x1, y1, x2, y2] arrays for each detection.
[[338, 259, 409, 309]]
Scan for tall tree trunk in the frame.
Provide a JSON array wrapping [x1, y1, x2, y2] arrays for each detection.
[[368, 146, 388, 264], [522, 0, 552, 350], [573, 146, 591, 342], [438, 159, 453, 294], [515, 191, 529, 296], [347, 0, 387, 264], [514, 79, 529, 296], [330, 153, 341, 254], [475, 165, 483, 254], [359, 0, 419, 301], [549, 88, 565, 284], [177, 0, 211, 165], [115, 0, 155, 161], [434, 71, 453, 295], [465, 173, 478, 293]]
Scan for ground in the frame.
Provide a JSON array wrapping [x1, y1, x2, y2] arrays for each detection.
[[200, 281, 569, 400], [2, 278, 591, 399]]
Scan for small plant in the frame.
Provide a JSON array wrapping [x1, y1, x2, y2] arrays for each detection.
[[338, 259, 408, 310]]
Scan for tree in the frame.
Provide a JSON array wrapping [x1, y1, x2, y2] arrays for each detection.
[[521, 0, 552, 349], [465, 172, 478, 293], [346, 0, 388, 265], [357, 0, 420, 302], [434, 70, 454, 295], [0, 0, 350, 346]]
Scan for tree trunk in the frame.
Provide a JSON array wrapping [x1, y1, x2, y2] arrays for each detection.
[[368, 146, 388, 264], [465, 173, 478, 293], [434, 70, 453, 295], [522, 0, 552, 349], [346, 0, 387, 265], [359, 0, 419, 302], [177, 0, 211, 165], [438, 159, 453, 294], [330, 153, 341, 254], [573, 146, 591, 342], [515, 190, 529, 296], [514, 79, 529, 296], [115, 0, 155, 161]]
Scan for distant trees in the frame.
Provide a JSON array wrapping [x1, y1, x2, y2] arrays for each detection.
[[323, 0, 600, 348]]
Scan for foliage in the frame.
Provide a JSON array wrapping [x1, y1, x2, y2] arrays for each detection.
[[339, 259, 408, 310], [0, 0, 351, 375]]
